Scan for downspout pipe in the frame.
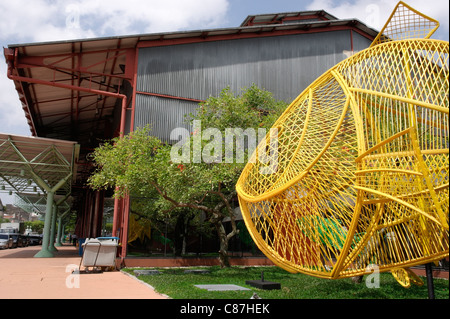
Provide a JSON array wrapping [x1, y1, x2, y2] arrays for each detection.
[[56, 208, 71, 247], [48, 203, 58, 252], [6, 61, 129, 138], [6, 54, 129, 256]]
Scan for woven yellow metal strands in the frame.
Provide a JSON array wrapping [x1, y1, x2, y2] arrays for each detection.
[[236, 1, 449, 280], [370, 1, 440, 46]]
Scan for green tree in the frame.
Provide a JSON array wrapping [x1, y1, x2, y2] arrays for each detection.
[[88, 85, 286, 267], [24, 220, 45, 234], [0, 217, 11, 224]]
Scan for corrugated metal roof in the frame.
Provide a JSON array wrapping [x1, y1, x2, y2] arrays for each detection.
[[8, 16, 378, 50], [0, 133, 79, 196], [4, 10, 379, 172], [239, 10, 339, 27]]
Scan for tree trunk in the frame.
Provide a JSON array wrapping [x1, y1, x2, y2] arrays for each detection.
[[212, 208, 239, 268], [182, 217, 188, 255], [174, 211, 192, 256], [151, 181, 239, 267], [214, 220, 231, 268]]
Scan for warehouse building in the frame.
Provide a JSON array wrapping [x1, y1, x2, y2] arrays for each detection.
[[2, 9, 378, 261]]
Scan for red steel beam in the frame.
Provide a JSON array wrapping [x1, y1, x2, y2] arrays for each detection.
[[136, 91, 204, 104], [6, 72, 128, 137], [7, 47, 132, 259], [16, 50, 133, 82], [6, 49, 128, 138]]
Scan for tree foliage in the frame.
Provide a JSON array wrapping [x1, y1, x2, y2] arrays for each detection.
[[88, 84, 287, 267]]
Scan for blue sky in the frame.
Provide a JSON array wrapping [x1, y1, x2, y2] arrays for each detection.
[[0, 0, 448, 204]]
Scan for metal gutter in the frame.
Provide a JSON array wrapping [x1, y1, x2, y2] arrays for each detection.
[[7, 18, 378, 49]]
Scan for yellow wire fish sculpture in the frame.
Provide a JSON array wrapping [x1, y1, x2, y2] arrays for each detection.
[[236, 1, 449, 288]]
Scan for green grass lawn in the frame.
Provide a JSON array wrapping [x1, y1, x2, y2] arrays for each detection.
[[123, 266, 449, 299]]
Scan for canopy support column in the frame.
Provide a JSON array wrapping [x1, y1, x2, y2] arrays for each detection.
[[48, 204, 58, 252], [34, 174, 72, 258], [34, 191, 55, 258], [56, 209, 71, 247], [0, 134, 79, 258]]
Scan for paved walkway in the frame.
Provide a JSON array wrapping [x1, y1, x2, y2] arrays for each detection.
[[0, 244, 168, 299]]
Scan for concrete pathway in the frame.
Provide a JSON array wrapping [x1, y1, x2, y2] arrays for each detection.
[[0, 244, 168, 299]]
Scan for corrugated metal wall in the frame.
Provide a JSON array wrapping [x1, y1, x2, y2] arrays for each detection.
[[135, 94, 198, 142], [352, 31, 375, 53], [134, 30, 372, 143]]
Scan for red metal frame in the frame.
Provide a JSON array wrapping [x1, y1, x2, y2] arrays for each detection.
[[15, 49, 134, 82], [6, 69, 129, 133], [136, 91, 204, 104], [5, 46, 134, 259], [5, 47, 135, 139]]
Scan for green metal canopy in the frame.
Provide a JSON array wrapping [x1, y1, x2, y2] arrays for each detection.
[[0, 133, 79, 257]]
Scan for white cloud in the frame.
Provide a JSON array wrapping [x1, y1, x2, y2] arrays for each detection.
[[0, 0, 229, 43], [78, 0, 229, 35], [0, 0, 57, 41], [0, 64, 30, 136], [307, 0, 449, 41]]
